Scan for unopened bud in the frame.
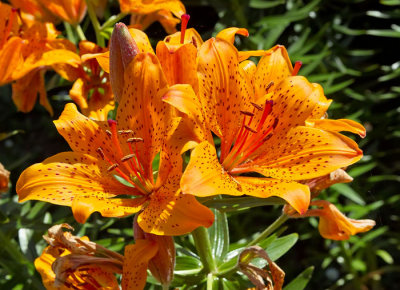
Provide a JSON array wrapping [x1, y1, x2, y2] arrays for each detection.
[[110, 22, 139, 102]]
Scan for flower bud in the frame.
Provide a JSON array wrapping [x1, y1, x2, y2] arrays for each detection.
[[109, 22, 139, 102]]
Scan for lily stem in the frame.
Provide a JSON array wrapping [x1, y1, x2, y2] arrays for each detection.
[[192, 226, 217, 274], [63, 22, 76, 44], [75, 24, 86, 41], [246, 213, 289, 247], [101, 12, 128, 30], [217, 213, 289, 277], [86, 0, 105, 47]]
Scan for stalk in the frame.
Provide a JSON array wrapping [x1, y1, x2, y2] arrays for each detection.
[[192, 226, 217, 274], [86, 0, 105, 47]]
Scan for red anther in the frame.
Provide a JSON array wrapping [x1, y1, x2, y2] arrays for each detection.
[[180, 14, 190, 44], [292, 61, 302, 76]]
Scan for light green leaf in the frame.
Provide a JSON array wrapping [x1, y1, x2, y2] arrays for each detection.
[[208, 208, 229, 264], [330, 183, 365, 205], [284, 266, 314, 290]]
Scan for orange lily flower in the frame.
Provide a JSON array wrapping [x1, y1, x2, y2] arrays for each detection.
[[69, 40, 114, 121], [9, 0, 58, 26], [10, 22, 81, 115], [17, 24, 214, 235], [11, 0, 87, 25], [0, 3, 81, 114], [119, 0, 186, 33], [164, 31, 364, 214]]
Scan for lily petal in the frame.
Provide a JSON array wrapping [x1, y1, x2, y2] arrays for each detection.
[[238, 126, 363, 180], [216, 27, 249, 44], [163, 84, 210, 148], [54, 103, 120, 165], [0, 37, 24, 85], [122, 240, 158, 290], [156, 41, 198, 92], [116, 52, 171, 177], [181, 141, 310, 213], [311, 200, 375, 240], [163, 28, 203, 46], [138, 173, 214, 235], [308, 83, 332, 119], [254, 45, 293, 102], [306, 119, 366, 138], [197, 37, 252, 159], [17, 152, 145, 223]]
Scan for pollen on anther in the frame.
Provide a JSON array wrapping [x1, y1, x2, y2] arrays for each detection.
[[250, 102, 263, 110], [96, 147, 105, 159], [107, 164, 119, 172], [244, 125, 257, 133], [127, 137, 144, 143], [121, 154, 135, 162], [240, 110, 254, 117]]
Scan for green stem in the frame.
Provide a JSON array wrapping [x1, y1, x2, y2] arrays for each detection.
[[101, 12, 128, 30], [246, 214, 289, 247], [339, 241, 361, 289], [63, 22, 77, 44], [86, 0, 105, 47], [217, 213, 289, 277], [75, 24, 87, 41], [192, 226, 217, 274]]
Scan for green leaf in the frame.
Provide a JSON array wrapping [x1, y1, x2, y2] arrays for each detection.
[[175, 256, 203, 275], [283, 266, 314, 290], [330, 183, 365, 205], [348, 162, 377, 177], [249, 0, 284, 9], [208, 208, 229, 264], [0, 130, 24, 141], [220, 278, 241, 289], [376, 249, 394, 264], [265, 233, 298, 262]]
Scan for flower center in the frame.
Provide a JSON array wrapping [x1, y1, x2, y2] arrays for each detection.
[[95, 120, 153, 195], [180, 14, 190, 44], [221, 82, 279, 172]]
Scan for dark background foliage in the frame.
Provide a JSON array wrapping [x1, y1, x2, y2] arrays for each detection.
[[0, 0, 399, 288]]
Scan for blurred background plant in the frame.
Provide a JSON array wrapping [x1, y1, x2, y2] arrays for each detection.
[[0, 0, 399, 289]]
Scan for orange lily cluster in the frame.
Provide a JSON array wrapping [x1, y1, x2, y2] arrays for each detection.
[[5, 2, 376, 288]]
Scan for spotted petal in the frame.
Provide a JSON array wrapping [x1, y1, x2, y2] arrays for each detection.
[[17, 152, 145, 223], [306, 119, 366, 138], [138, 172, 214, 235], [254, 45, 293, 102], [237, 126, 363, 181], [197, 37, 252, 160], [116, 52, 172, 178], [122, 240, 158, 290], [181, 141, 310, 214]]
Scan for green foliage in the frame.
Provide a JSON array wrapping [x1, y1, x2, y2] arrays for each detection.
[[0, 0, 399, 288]]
